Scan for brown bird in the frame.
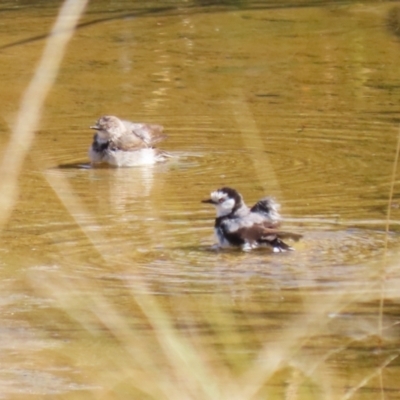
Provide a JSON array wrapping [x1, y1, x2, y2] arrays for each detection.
[[88, 115, 170, 167]]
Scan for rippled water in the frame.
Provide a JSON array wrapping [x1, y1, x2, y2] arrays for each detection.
[[1, 1, 400, 399]]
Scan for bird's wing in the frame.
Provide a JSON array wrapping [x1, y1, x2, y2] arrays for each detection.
[[123, 121, 167, 146], [259, 227, 302, 242], [250, 197, 281, 222], [110, 133, 148, 150], [222, 219, 301, 248]]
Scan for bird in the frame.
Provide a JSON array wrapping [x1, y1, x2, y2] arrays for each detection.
[[88, 115, 170, 167], [201, 187, 301, 252]]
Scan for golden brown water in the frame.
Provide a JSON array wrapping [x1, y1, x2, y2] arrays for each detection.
[[1, 1, 400, 399]]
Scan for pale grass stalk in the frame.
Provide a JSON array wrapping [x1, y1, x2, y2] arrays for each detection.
[[379, 125, 400, 334], [0, 0, 88, 229], [231, 90, 282, 197], [286, 328, 391, 400], [235, 284, 379, 400], [341, 353, 399, 400], [44, 170, 111, 262], [33, 273, 182, 400], [34, 270, 235, 399], [33, 173, 394, 400], [16, 5, 398, 399], [133, 292, 227, 400], [379, 371, 384, 400], [43, 170, 231, 398], [285, 369, 300, 400], [287, 343, 351, 400], [33, 168, 229, 399]]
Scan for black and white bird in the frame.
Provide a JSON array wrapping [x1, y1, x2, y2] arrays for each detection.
[[88, 115, 170, 167], [202, 187, 301, 252]]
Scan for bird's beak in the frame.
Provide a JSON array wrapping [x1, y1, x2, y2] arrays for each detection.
[[201, 198, 215, 204], [90, 125, 100, 130]]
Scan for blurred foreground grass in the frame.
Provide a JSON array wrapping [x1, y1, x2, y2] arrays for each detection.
[[1, 1, 400, 399]]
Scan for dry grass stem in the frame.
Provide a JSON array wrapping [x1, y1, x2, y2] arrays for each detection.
[[379, 125, 400, 334], [0, 0, 88, 229], [341, 353, 399, 400]]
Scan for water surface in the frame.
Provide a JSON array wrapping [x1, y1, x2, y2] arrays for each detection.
[[1, 1, 400, 399]]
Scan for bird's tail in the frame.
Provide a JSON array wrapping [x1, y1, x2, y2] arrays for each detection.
[[270, 237, 294, 252], [277, 231, 302, 241], [261, 231, 302, 252]]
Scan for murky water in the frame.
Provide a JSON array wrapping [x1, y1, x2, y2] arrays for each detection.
[[1, 1, 400, 399]]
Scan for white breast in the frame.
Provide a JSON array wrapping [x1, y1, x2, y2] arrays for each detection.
[[105, 148, 160, 167]]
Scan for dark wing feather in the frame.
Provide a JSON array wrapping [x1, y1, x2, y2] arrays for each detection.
[[218, 220, 245, 246], [250, 198, 274, 214], [227, 222, 301, 251], [250, 197, 281, 224], [218, 213, 301, 251]]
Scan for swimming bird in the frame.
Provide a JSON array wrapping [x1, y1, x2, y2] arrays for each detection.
[[202, 187, 301, 252], [88, 115, 170, 167]]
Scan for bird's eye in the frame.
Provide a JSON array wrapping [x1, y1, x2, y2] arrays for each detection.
[[218, 198, 224, 203]]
